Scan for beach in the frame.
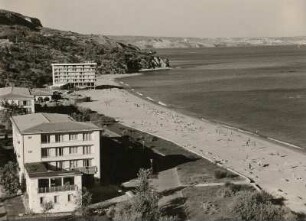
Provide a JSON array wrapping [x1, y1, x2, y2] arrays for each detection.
[[79, 74, 306, 213]]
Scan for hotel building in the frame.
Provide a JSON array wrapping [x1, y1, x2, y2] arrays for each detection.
[[11, 113, 101, 213], [52, 63, 97, 89]]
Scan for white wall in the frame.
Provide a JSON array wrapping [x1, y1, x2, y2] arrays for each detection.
[[26, 173, 82, 213]]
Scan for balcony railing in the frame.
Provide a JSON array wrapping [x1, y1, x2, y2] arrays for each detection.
[[38, 185, 77, 193], [73, 166, 97, 175]]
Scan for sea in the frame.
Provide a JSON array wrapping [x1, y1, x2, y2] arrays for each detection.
[[121, 46, 306, 149]]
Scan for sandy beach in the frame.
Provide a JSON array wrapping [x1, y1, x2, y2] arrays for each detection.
[[79, 74, 306, 213]]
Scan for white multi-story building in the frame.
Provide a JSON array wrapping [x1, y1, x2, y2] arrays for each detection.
[[0, 87, 35, 113], [52, 63, 97, 89], [11, 113, 101, 213]]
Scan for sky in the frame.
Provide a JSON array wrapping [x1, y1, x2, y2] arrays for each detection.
[[1, 0, 306, 38]]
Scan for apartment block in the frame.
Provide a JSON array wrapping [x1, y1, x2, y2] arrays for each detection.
[[52, 63, 97, 89], [11, 113, 101, 213]]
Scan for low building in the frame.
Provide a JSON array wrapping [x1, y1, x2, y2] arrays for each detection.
[[52, 63, 97, 89], [11, 113, 101, 213], [24, 162, 82, 213], [0, 87, 35, 113], [30, 88, 53, 102]]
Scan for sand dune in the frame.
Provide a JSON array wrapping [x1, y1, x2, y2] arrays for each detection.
[[79, 74, 306, 213]]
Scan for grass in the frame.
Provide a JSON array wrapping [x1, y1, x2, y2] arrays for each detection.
[[183, 184, 297, 221], [107, 123, 242, 186], [88, 184, 123, 204]]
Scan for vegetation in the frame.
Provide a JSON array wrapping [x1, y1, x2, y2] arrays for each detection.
[[0, 10, 169, 88], [0, 101, 27, 129], [109, 169, 177, 221], [0, 161, 20, 196], [232, 191, 297, 221], [76, 187, 93, 216]]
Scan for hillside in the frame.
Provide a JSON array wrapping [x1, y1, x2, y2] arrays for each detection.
[[0, 10, 169, 88], [110, 35, 306, 49]]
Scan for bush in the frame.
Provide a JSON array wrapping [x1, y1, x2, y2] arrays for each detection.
[[214, 170, 228, 179], [232, 191, 296, 221], [0, 161, 20, 195]]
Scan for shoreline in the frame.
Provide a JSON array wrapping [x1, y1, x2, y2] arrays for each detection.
[[116, 74, 304, 152], [79, 74, 306, 213]]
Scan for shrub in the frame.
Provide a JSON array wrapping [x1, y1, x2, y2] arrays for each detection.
[[232, 191, 297, 221], [214, 170, 228, 179], [0, 161, 20, 195]]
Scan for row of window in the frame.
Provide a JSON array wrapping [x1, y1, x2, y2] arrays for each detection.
[[41, 132, 92, 144], [38, 176, 74, 188], [53, 159, 93, 170], [40, 194, 74, 205], [41, 146, 92, 158]]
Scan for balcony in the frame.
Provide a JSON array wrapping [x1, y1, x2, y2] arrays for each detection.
[[73, 166, 97, 175], [38, 184, 77, 193]]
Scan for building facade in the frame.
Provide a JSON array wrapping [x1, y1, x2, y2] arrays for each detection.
[[11, 113, 101, 213], [0, 87, 35, 113], [52, 63, 97, 89]]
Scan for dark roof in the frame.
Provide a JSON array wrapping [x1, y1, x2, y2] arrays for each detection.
[[0, 87, 34, 100], [11, 113, 100, 134], [25, 162, 82, 178]]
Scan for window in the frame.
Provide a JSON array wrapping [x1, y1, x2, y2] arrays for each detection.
[[68, 194, 73, 202], [55, 148, 64, 156], [40, 197, 44, 204], [54, 196, 58, 204], [69, 147, 78, 154], [63, 177, 74, 186], [69, 133, 78, 141], [41, 149, 51, 158], [83, 146, 91, 154], [38, 179, 49, 189], [55, 134, 64, 143], [83, 159, 92, 167], [69, 160, 78, 169], [41, 134, 50, 144], [56, 161, 63, 170], [51, 178, 62, 187], [83, 132, 91, 141]]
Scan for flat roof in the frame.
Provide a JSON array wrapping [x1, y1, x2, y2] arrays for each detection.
[[11, 113, 100, 134], [51, 63, 97, 66], [0, 87, 34, 100], [25, 162, 81, 178]]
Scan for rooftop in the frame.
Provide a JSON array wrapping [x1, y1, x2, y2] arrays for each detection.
[[30, 88, 53, 96], [51, 63, 97, 66], [11, 113, 100, 134], [0, 87, 34, 100], [25, 162, 81, 178]]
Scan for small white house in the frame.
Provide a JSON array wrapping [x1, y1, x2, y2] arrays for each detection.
[[0, 87, 35, 113], [11, 113, 101, 213], [30, 88, 53, 102]]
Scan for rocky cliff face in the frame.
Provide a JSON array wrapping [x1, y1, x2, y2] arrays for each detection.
[[0, 10, 169, 88], [110, 35, 306, 49], [0, 9, 42, 30]]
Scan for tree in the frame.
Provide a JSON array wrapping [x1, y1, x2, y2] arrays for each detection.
[[1, 100, 27, 129], [113, 169, 161, 221], [42, 201, 54, 221], [75, 187, 93, 216], [0, 161, 20, 195]]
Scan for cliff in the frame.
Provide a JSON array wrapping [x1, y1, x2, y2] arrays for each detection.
[[0, 10, 169, 88], [110, 35, 306, 49]]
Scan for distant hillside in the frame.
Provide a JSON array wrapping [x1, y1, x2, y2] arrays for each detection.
[[0, 10, 169, 88], [110, 35, 306, 49]]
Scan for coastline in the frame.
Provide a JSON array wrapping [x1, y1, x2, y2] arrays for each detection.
[[116, 73, 304, 152], [79, 74, 306, 213]]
